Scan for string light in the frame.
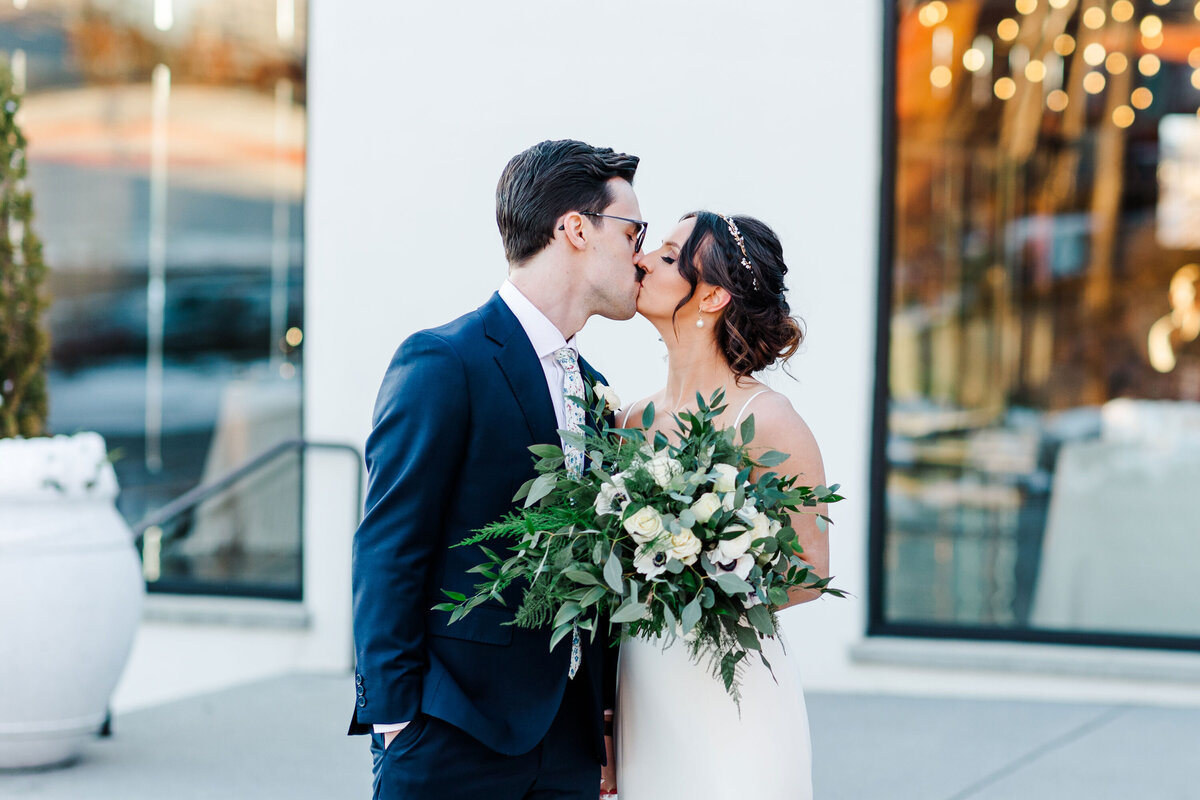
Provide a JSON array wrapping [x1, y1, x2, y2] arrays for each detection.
[[963, 48, 987, 71], [1049, 0, 1070, 8], [1054, 34, 1076, 56], [1026, 59, 1047, 81], [1151, 0, 1169, 5], [919, 1, 949, 26], [1083, 7, 1107, 29], [1111, 0, 1135, 21], [930, 65, 953, 88], [1192, 70, 1200, 90], [997, 18, 1021, 41], [1016, 0, 1038, 13], [1083, 43, 1107, 66], [994, 77, 1017, 99], [1047, 89, 1069, 111], [1083, 71, 1107, 93], [1140, 15, 1163, 37], [1143, 32, 1165, 50], [1131, 87, 1154, 109], [1190, 48, 1200, 69], [1139, 53, 1162, 75], [1106, 52, 1128, 74], [1112, 105, 1135, 128]]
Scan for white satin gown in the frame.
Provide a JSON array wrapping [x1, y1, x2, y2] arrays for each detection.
[[614, 392, 813, 799]]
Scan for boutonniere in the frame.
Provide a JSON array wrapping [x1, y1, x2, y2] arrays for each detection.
[[591, 382, 621, 416]]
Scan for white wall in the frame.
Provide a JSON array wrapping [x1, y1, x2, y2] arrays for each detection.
[[303, 0, 1200, 707]]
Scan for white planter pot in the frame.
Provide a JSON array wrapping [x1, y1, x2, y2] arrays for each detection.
[[0, 434, 144, 770]]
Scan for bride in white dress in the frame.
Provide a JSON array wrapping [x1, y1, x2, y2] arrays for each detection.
[[604, 211, 830, 800]]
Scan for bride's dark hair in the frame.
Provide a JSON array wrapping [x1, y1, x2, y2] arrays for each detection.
[[672, 211, 804, 381]]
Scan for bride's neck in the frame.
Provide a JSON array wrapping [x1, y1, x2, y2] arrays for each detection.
[[656, 320, 738, 412]]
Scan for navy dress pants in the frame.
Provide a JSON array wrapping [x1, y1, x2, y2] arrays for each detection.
[[369, 677, 598, 800]]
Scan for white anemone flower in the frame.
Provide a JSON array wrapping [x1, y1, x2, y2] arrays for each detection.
[[633, 545, 671, 579], [708, 551, 754, 581]]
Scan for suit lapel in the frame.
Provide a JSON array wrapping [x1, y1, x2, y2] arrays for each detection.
[[481, 293, 560, 445]]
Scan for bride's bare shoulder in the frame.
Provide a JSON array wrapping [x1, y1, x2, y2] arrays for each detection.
[[618, 393, 662, 429], [745, 391, 823, 468]]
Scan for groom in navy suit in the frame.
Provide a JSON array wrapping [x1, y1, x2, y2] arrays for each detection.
[[349, 140, 645, 799]]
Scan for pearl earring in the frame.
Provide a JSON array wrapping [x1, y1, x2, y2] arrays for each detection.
[[696, 313, 705, 329]]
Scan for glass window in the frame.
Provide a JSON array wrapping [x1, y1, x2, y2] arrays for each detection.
[[1, 0, 307, 599], [879, 1, 1200, 644]]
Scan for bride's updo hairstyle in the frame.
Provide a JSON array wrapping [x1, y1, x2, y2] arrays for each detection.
[[673, 211, 804, 380]]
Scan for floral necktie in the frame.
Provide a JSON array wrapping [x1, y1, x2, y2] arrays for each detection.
[[554, 346, 585, 679]]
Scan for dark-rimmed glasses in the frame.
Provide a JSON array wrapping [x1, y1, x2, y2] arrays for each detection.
[[581, 212, 648, 254]]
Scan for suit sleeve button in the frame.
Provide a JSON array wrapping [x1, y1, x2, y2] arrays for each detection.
[[356, 697, 367, 708]]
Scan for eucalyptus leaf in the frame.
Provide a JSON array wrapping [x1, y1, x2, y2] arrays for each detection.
[[740, 414, 755, 445], [680, 596, 702, 634], [579, 585, 607, 607], [641, 402, 656, 429], [529, 444, 564, 459], [756, 450, 790, 468], [713, 572, 754, 595], [525, 473, 558, 507], [549, 623, 574, 652], [746, 603, 775, 636], [733, 625, 761, 651], [603, 549, 624, 592], [611, 596, 651, 623], [553, 602, 583, 628], [564, 569, 600, 586]]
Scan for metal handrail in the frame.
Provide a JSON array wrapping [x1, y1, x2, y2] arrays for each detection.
[[132, 439, 364, 540]]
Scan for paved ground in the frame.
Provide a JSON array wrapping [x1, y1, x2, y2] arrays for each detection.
[[1, 674, 1197, 799]]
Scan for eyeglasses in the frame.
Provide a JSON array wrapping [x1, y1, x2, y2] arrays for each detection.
[[580, 212, 648, 254]]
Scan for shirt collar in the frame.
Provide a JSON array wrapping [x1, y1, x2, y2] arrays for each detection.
[[498, 279, 577, 360]]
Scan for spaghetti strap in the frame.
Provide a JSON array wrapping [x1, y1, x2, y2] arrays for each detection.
[[619, 405, 636, 428], [733, 389, 770, 430]]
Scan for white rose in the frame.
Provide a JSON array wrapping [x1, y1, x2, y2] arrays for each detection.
[[623, 505, 665, 545], [707, 551, 754, 581], [665, 528, 701, 565], [717, 528, 754, 562], [594, 383, 621, 415], [690, 492, 722, 525], [594, 480, 628, 516], [633, 545, 670, 579], [711, 463, 740, 494], [644, 453, 683, 488]]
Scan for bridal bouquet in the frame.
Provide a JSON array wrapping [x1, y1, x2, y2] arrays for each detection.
[[438, 384, 844, 701]]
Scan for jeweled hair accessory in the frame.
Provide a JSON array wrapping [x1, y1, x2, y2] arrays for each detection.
[[716, 213, 758, 290]]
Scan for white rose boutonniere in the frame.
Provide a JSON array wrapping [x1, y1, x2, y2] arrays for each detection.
[[594, 383, 621, 415], [623, 505, 665, 545]]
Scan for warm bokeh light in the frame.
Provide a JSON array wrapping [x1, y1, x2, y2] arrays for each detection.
[[997, 18, 1021, 41], [1151, 0, 1169, 5], [963, 48, 987, 71], [1139, 53, 1162, 75], [1105, 52, 1128, 74], [285, 327, 303, 347], [1131, 87, 1154, 109], [1189, 48, 1200, 69], [1083, 71, 1107, 93], [1143, 32, 1165, 49], [1112, 105, 1135, 128], [1193, 69, 1200, 90], [1083, 43, 1107, 66], [919, 1, 949, 26], [1140, 15, 1163, 37], [994, 77, 1017, 99], [1111, 0, 1135, 21], [1083, 7, 1106, 29], [1025, 59, 1047, 82], [1054, 33, 1076, 56], [1047, 89, 1069, 111], [1016, 0, 1038, 14], [1049, 0, 1070, 7], [1196, 1, 1200, 22], [930, 65, 953, 88]]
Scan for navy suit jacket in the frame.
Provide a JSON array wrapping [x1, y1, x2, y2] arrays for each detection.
[[349, 292, 614, 760]]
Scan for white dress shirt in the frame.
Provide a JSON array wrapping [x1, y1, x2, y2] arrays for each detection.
[[373, 281, 575, 735]]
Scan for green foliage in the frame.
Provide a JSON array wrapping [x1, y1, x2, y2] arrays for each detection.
[[0, 62, 50, 438], [446, 383, 846, 704]]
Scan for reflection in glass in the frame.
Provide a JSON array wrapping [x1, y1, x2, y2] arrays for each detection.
[[886, 1, 1200, 641], [0, 0, 307, 598]]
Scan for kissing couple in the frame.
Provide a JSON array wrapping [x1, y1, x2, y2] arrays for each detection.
[[349, 139, 830, 800]]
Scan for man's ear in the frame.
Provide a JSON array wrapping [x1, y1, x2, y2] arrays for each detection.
[[698, 285, 732, 314], [557, 212, 588, 251]]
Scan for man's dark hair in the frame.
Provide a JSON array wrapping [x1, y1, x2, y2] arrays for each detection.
[[496, 139, 639, 264]]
